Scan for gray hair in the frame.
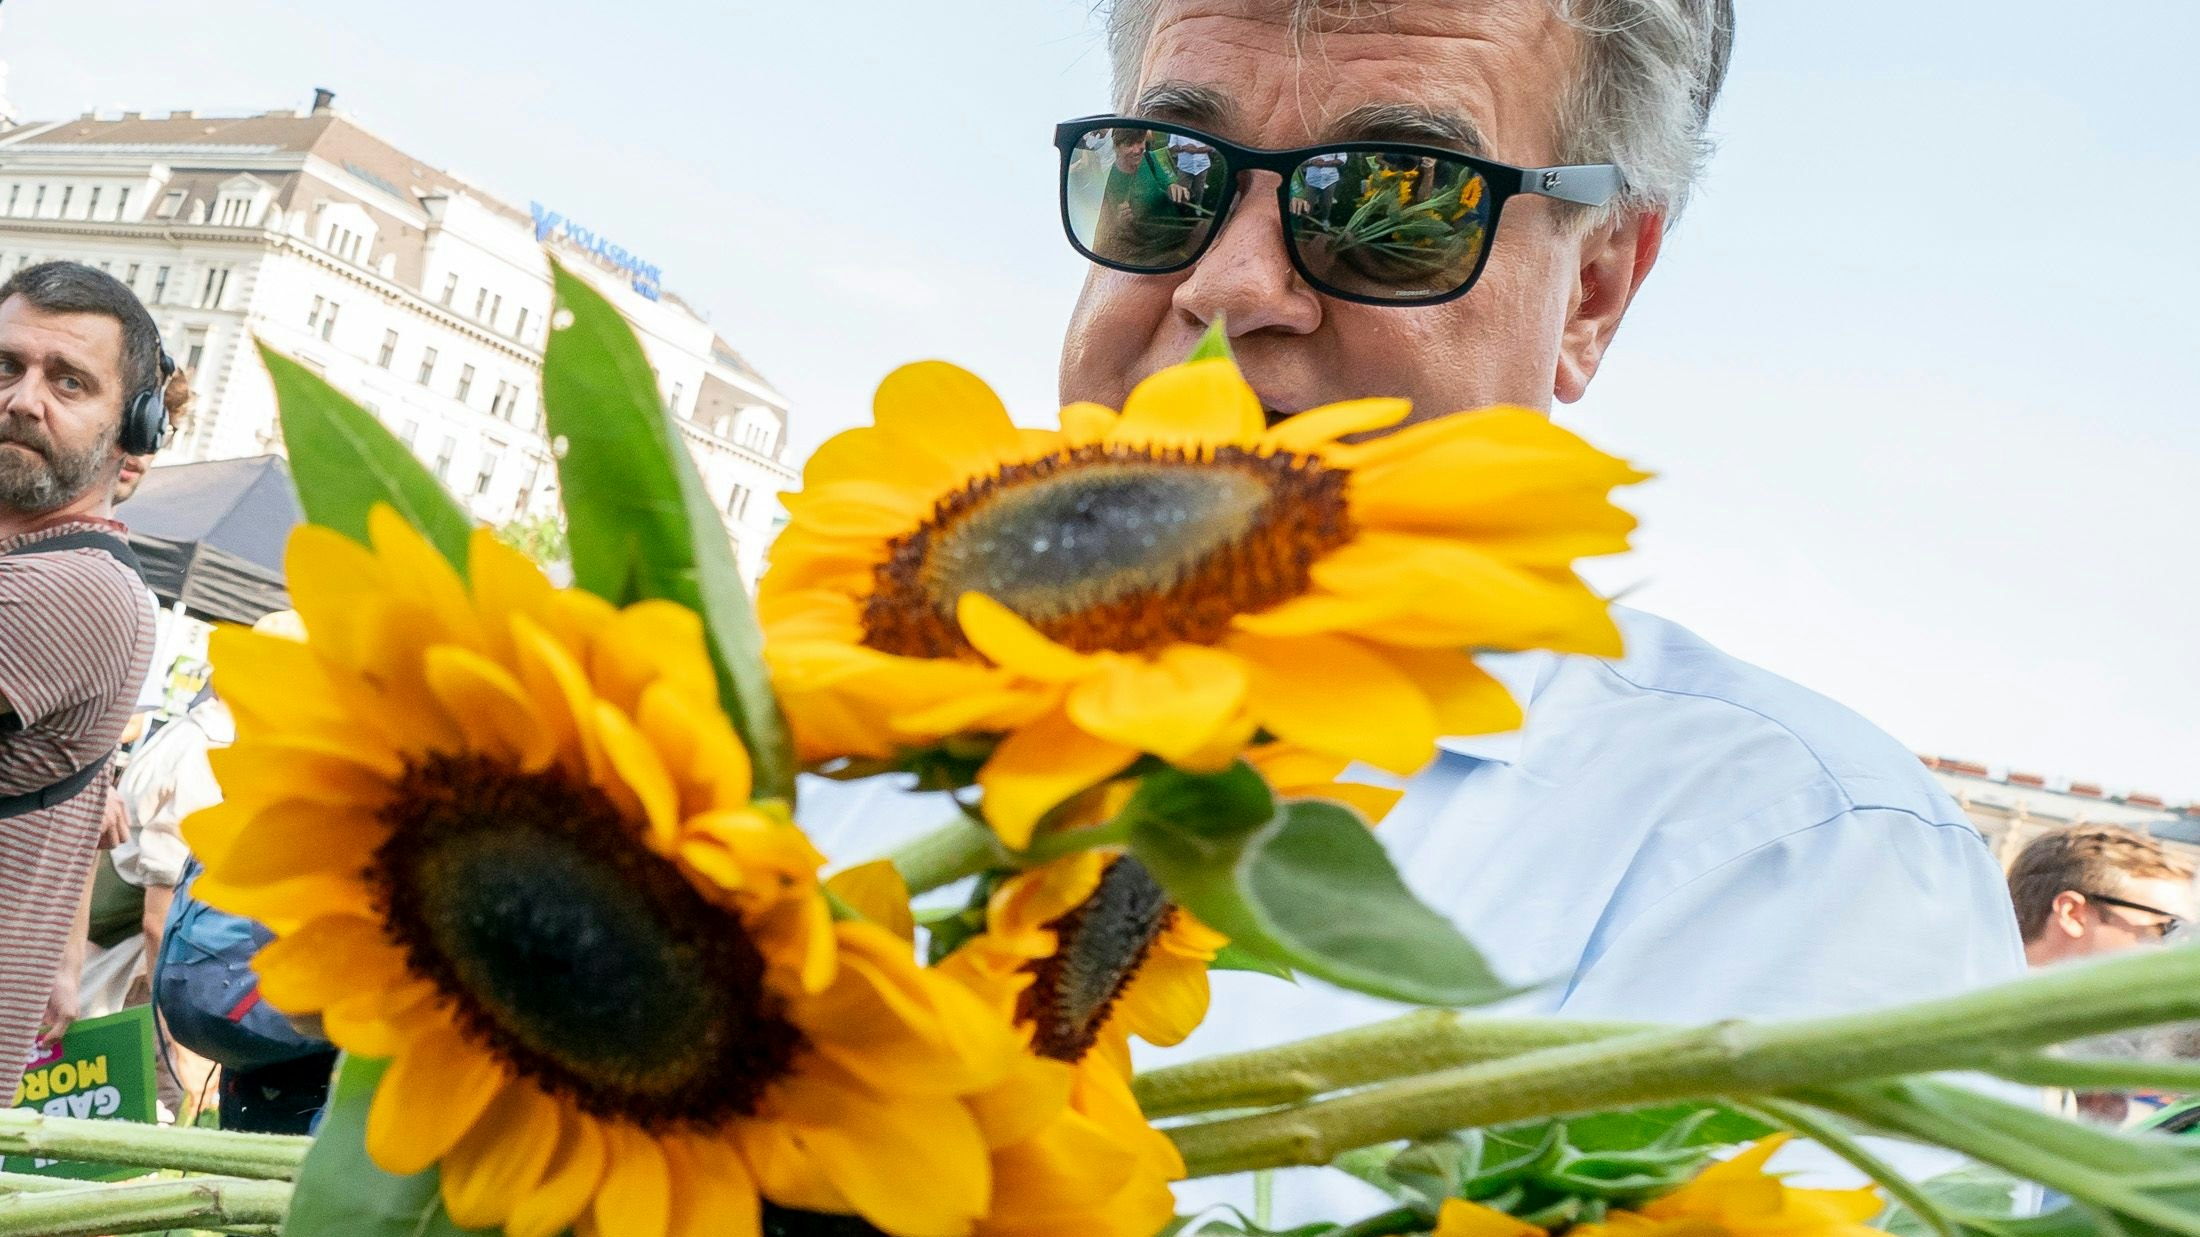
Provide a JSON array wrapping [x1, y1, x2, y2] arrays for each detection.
[[1101, 0, 1736, 220]]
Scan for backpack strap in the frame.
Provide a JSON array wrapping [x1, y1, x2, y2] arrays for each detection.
[[0, 529, 142, 819], [0, 755, 109, 820], [5, 528, 148, 584]]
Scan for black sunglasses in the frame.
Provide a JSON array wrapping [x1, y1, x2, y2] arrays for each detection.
[[1054, 115, 1622, 307], [2082, 891, 2185, 939]]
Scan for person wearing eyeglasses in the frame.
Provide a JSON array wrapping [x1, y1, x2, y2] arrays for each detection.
[[1039, 3, 2028, 1023], [2009, 826, 2196, 967]]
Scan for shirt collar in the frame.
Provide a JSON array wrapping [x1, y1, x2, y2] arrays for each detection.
[[1434, 649, 1552, 766]]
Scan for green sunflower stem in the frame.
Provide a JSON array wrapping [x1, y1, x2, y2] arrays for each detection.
[[0, 1176, 291, 1237], [0, 1111, 308, 1180], [1161, 944, 2200, 1178], [1134, 1011, 1640, 1118], [884, 816, 1008, 893]]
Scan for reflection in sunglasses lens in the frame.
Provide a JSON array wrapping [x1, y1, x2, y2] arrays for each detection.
[[1286, 152, 1493, 302], [1064, 127, 1227, 270]]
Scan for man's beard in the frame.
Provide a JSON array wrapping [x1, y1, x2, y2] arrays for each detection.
[[0, 414, 119, 515]]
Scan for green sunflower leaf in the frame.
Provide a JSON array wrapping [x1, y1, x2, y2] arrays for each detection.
[[281, 1054, 490, 1237], [258, 341, 474, 575], [1185, 317, 1237, 364], [540, 257, 794, 801], [1132, 798, 1516, 1008]]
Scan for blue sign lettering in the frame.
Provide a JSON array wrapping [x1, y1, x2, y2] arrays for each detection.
[[528, 201, 662, 301]]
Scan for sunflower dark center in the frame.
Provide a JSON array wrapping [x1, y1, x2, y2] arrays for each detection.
[[863, 442, 1353, 658], [1015, 857, 1174, 1063], [369, 751, 805, 1130]]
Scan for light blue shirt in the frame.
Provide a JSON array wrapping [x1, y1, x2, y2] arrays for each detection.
[[796, 608, 2027, 1219]]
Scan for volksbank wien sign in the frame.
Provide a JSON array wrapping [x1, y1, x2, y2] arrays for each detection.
[[530, 203, 663, 301]]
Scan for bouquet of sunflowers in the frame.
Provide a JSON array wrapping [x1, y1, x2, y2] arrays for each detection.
[[10, 261, 2200, 1237]]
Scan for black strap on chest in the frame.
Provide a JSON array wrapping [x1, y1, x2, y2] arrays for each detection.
[[0, 529, 145, 820]]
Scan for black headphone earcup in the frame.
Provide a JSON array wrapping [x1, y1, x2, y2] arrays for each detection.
[[121, 388, 165, 457]]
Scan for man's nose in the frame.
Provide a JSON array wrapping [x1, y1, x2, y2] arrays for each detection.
[[1170, 172, 1323, 338]]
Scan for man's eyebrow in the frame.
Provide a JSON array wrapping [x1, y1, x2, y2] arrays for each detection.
[[1323, 104, 1491, 155], [1129, 81, 1237, 130]]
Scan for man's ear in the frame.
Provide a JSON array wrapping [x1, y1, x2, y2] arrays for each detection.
[[1554, 207, 1665, 404], [2049, 889, 2092, 939]]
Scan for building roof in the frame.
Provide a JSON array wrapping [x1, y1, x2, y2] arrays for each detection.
[[1921, 752, 2199, 830]]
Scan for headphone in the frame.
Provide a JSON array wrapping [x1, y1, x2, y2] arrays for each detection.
[[120, 349, 178, 457]]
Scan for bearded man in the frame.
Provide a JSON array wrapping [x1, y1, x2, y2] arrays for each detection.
[[0, 261, 161, 1101]]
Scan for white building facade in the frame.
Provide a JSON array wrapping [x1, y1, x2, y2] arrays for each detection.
[[0, 92, 796, 582]]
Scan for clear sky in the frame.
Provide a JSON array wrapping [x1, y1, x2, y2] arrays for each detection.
[[6, 2, 2196, 800]]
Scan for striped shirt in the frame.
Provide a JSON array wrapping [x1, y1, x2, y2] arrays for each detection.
[[0, 518, 156, 1102]]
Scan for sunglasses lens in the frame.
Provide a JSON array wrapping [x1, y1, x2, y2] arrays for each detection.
[[1287, 151, 1493, 302], [1063, 126, 1227, 270]]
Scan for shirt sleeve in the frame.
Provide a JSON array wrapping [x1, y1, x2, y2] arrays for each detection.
[[0, 550, 142, 729], [1557, 806, 2028, 1021]]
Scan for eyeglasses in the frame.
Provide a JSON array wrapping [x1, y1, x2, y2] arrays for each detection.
[[1054, 115, 1622, 307], [2081, 891, 2185, 939]]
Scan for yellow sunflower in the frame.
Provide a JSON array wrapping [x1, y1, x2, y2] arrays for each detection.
[[823, 858, 1181, 1237], [761, 356, 1643, 846], [1570, 1136, 1884, 1237], [185, 508, 1031, 1237], [1433, 1137, 1884, 1237]]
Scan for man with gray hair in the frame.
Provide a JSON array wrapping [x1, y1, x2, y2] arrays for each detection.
[[806, 0, 2025, 1219]]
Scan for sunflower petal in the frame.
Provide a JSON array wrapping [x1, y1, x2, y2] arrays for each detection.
[[586, 1123, 672, 1237], [1111, 358, 1264, 448], [367, 505, 484, 651], [978, 710, 1140, 849], [664, 1134, 762, 1237], [365, 1026, 508, 1176], [1261, 396, 1412, 452], [955, 593, 1098, 684], [785, 1076, 993, 1237], [593, 703, 682, 853], [506, 1110, 610, 1237], [440, 1084, 561, 1231], [1064, 644, 1248, 766], [250, 914, 406, 1014], [823, 860, 916, 943], [1231, 632, 1439, 775], [423, 646, 556, 772], [873, 360, 1029, 477]]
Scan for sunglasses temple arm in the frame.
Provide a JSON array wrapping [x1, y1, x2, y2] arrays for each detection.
[[1523, 164, 1625, 207]]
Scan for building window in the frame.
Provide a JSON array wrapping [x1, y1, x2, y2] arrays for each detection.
[[488, 380, 508, 419], [115, 188, 130, 219], [183, 330, 207, 374], [59, 187, 73, 216], [514, 306, 530, 340], [306, 296, 325, 328], [441, 273, 458, 306], [157, 190, 184, 218], [5, 186, 17, 215], [488, 294, 502, 328], [433, 436, 457, 481], [456, 364, 476, 403], [398, 419, 419, 447], [33, 185, 47, 215], [152, 266, 170, 304], [516, 458, 542, 510], [87, 187, 102, 218], [218, 197, 252, 226], [124, 263, 140, 287], [417, 347, 438, 386], [474, 453, 497, 497], [199, 267, 230, 308], [377, 329, 398, 369], [668, 382, 683, 413], [473, 287, 489, 319], [320, 302, 339, 342]]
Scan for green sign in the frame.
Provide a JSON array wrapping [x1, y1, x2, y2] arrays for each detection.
[[4, 1005, 160, 1181]]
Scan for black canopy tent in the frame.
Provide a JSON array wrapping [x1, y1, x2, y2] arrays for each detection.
[[119, 455, 301, 624]]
